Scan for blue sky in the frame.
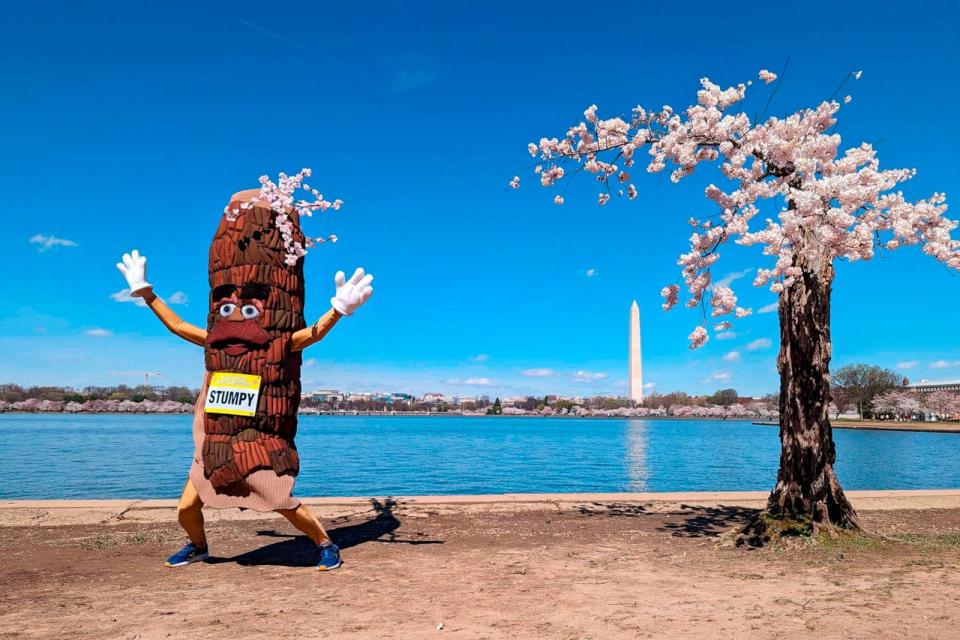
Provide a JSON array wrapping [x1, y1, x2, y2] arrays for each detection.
[[2, 1, 959, 398]]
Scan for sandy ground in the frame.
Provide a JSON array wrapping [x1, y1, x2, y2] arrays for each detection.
[[2, 493, 960, 640]]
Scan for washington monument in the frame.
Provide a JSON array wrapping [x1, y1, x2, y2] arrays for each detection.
[[629, 300, 643, 404]]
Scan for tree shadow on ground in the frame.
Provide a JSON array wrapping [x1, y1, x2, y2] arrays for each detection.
[[661, 505, 757, 538], [575, 501, 757, 538], [209, 497, 443, 567]]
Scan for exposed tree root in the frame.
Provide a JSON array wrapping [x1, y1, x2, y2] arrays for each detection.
[[737, 509, 865, 548]]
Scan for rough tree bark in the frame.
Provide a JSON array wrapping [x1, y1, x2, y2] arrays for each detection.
[[741, 254, 860, 545]]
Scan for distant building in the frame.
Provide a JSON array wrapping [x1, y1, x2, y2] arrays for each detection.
[[422, 392, 445, 403], [304, 389, 345, 402], [905, 379, 960, 393]]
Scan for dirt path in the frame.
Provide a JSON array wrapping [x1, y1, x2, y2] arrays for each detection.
[[1, 500, 959, 639]]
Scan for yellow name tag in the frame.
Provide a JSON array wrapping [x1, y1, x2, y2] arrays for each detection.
[[204, 372, 262, 417]]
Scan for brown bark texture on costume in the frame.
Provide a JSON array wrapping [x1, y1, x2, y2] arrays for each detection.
[[767, 258, 859, 529], [202, 200, 306, 489]]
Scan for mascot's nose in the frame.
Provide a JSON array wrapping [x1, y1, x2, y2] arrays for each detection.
[[227, 306, 245, 322]]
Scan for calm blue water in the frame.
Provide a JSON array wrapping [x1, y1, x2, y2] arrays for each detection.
[[0, 415, 957, 499]]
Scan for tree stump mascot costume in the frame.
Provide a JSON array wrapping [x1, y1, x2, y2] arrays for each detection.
[[116, 179, 372, 571]]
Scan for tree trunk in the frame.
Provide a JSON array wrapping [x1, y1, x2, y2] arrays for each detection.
[[741, 259, 860, 545], [769, 260, 859, 529]]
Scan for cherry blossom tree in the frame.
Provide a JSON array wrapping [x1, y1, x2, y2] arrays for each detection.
[[872, 389, 922, 420], [520, 69, 960, 537], [921, 390, 960, 420]]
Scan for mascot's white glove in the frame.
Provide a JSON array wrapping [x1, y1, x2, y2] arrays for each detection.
[[115, 249, 153, 297], [331, 267, 374, 316]]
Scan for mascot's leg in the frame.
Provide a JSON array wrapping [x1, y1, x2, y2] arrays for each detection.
[[177, 479, 207, 547], [277, 505, 332, 546]]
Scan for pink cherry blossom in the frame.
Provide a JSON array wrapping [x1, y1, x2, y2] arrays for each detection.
[[688, 326, 708, 349], [660, 285, 679, 310], [540, 166, 565, 186], [758, 69, 777, 84], [222, 168, 342, 265], [509, 176, 520, 189]]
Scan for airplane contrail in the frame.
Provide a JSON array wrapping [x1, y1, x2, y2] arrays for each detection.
[[235, 17, 367, 77]]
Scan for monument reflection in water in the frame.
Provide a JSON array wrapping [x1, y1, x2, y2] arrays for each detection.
[[626, 420, 650, 492]]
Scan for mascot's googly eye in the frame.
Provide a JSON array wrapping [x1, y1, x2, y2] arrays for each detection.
[[219, 303, 237, 318], [241, 304, 260, 319]]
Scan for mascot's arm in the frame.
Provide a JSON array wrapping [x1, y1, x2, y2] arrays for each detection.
[[291, 267, 374, 352], [291, 308, 341, 351], [115, 250, 206, 347], [144, 292, 207, 347]]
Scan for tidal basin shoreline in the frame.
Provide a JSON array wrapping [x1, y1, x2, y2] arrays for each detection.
[[753, 419, 960, 433], [3, 409, 958, 432], [2, 489, 959, 527]]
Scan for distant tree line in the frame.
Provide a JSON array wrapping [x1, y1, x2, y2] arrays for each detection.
[[642, 389, 779, 411], [0, 383, 199, 405], [301, 396, 495, 413], [829, 364, 959, 420]]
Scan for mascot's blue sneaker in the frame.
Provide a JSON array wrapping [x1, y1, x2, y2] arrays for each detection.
[[317, 542, 341, 571], [165, 542, 209, 568]]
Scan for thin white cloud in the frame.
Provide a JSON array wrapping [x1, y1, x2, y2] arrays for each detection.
[[715, 331, 738, 341], [930, 359, 960, 370], [573, 370, 607, 382], [468, 354, 490, 363], [167, 291, 189, 305], [758, 302, 778, 314], [446, 377, 496, 386], [30, 234, 78, 252], [110, 288, 148, 308], [723, 350, 741, 362], [704, 370, 732, 383], [643, 382, 656, 390], [303, 358, 317, 367], [522, 368, 555, 377], [745, 338, 772, 351], [585, 268, 598, 278], [84, 328, 112, 337], [896, 360, 919, 370], [388, 54, 437, 92], [713, 268, 752, 289]]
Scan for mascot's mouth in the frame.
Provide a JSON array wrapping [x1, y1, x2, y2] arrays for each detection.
[[207, 320, 270, 356], [219, 341, 257, 356]]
